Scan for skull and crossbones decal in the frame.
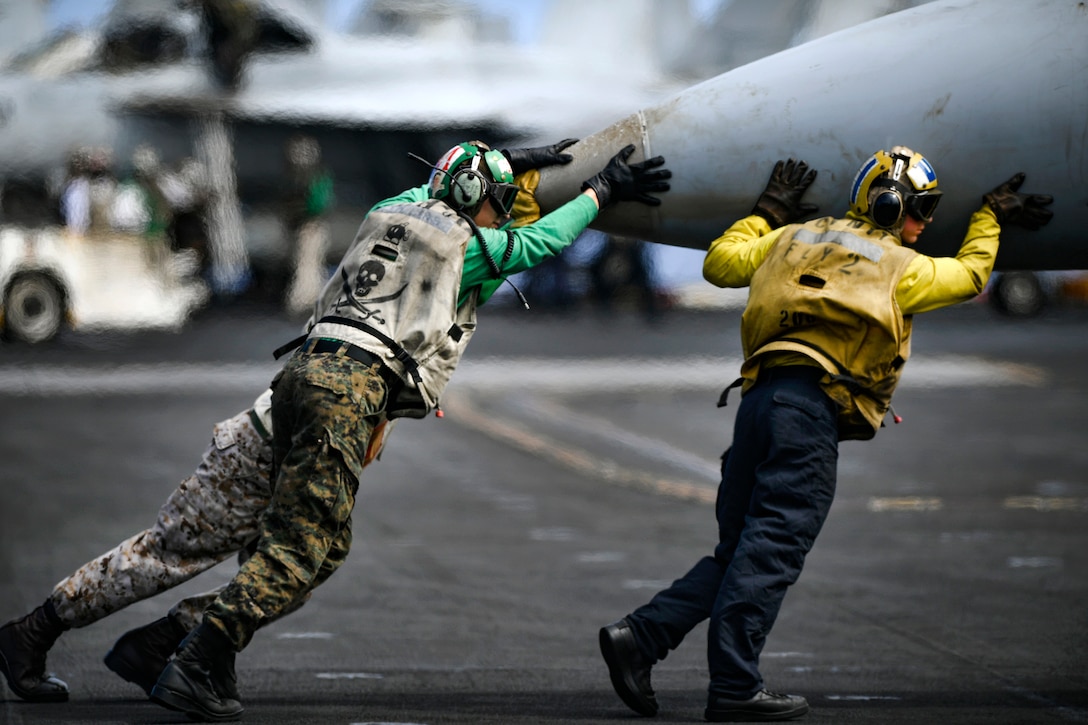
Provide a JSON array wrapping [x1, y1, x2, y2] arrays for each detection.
[[336, 225, 410, 323], [354, 261, 385, 297]]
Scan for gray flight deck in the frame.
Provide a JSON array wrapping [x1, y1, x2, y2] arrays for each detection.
[[2, 301, 1086, 724]]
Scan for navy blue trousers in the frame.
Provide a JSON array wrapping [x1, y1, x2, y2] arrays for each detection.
[[626, 369, 839, 699]]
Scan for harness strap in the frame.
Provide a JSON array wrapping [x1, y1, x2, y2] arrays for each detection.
[[776, 337, 850, 375], [717, 337, 874, 409], [316, 315, 423, 386], [716, 377, 744, 408], [273, 333, 308, 360], [776, 336, 889, 402]]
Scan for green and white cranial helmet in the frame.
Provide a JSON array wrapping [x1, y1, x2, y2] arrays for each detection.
[[428, 141, 518, 217]]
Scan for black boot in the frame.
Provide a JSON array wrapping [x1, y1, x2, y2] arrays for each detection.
[[103, 614, 189, 696], [705, 689, 809, 722], [150, 622, 243, 721], [0, 599, 70, 703], [600, 618, 659, 716]]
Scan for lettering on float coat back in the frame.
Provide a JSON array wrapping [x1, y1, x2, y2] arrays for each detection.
[[308, 199, 479, 419], [740, 216, 918, 439]]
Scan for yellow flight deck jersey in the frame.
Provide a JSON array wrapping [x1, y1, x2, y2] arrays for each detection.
[[703, 206, 1000, 439]]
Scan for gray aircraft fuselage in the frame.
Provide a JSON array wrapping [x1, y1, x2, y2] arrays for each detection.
[[535, 0, 1087, 271]]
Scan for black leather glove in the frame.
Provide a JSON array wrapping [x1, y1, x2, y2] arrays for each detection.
[[751, 158, 818, 228], [984, 173, 1054, 230], [580, 144, 671, 208], [500, 138, 578, 176]]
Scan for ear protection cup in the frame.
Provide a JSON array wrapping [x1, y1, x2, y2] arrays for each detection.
[[449, 167, 486, 209], [869, 188, 904, 228], [428, 143, 496, 213]]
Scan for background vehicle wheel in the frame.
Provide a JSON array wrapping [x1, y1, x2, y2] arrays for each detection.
[[3, 272, 66, 343], [990, 271, 1046, 317]]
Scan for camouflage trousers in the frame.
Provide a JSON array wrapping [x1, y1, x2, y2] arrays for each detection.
[[49, 407, 274, 631], [204, 348, 389, 650]]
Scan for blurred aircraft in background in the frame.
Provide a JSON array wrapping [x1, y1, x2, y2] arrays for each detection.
[[0, 0, 710, 314], [0, 0, 721, 336], [0, 0, 697, 223]]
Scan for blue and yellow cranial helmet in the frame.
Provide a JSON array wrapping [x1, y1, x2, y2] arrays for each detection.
[[428, 141, 518, 216], [849, 146, 943, 230]]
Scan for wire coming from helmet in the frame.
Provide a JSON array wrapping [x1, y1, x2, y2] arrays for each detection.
[[849, 146, 943, 233], [413, 141, 529, 309], [427, 141, 518, 219]]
